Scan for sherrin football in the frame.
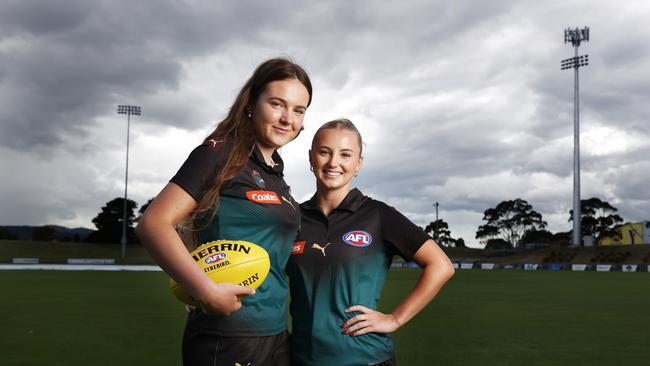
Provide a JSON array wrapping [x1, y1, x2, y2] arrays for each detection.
[[170, 239, 271, 306]]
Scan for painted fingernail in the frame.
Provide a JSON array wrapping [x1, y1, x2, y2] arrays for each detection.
[[340, 323, 347, 328], [342, 330, 349, 335], [351, 332, 357, 337]]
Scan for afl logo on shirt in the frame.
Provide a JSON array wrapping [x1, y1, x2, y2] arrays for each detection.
[[246, 190, 281, 204], [342, 231, 373, 247]]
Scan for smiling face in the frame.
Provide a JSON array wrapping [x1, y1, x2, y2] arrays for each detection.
[[251, 78, 310, 159], [310, 127, 364, 194]]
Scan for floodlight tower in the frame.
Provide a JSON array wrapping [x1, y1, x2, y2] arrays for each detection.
[[117, 105, 141, 258], [561, 27, 589, 246]]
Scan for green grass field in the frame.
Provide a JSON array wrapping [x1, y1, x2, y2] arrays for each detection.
[[1, 269, 648, 366]]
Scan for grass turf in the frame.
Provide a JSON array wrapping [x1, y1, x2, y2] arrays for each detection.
[[387, 270, 650, 366], [1, 269, 648, 365]]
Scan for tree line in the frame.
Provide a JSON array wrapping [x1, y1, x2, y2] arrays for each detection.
[[1, 197, 153, 244], [425, 197, 624, 249]]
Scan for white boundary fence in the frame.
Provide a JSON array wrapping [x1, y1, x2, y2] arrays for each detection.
[[0, 264, 161, 271], [3, 257, 649, 272], [449, 262, 648, 272]]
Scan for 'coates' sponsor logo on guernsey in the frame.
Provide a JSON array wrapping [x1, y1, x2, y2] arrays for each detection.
[[246, 190, 281, 204], [291, 241, 305, 254], [342, 231, 373, 247], [204, 252, 226, 264]]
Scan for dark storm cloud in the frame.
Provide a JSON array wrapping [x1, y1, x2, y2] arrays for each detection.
[[0, 0, 305, 154]]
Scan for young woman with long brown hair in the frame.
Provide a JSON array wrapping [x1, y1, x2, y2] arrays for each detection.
[[137, 58, 312, 366]]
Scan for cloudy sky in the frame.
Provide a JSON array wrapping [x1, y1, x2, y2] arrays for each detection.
[[1, 0, 648, 247]]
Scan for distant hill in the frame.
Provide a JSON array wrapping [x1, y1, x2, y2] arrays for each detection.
[[0, 225, 93, 241]]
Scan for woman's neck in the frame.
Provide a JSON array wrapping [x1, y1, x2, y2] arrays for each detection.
[[316, 186, 351, 217], [257, 144, 276, 166]]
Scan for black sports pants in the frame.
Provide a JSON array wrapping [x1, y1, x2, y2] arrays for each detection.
[[183, 327, 290, 366]]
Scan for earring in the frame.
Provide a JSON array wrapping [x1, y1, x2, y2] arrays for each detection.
[[247, 111, 252, 118], [310, 166, 314, 172], [354, 172, 358, 177]]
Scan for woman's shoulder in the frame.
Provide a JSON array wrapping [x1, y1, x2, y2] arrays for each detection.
[[183, 138, 232, 163], [355, 191, 388, 211], [194, 138, 229, 153], [361, 195, 408, 220]]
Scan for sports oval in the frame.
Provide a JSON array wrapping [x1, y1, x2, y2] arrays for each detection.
[[342, 230, 373, 247]]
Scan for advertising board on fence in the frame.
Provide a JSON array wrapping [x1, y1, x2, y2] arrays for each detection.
[[571, 264, 587, 271], [460, 263, 474, 269], [622, 264, 638, 272], [12, 258, 39, 264], [596, 264, 612, 272], [67, 258, 116, 265], [480, 263, 495, 269], [524, 264, 539, 271]]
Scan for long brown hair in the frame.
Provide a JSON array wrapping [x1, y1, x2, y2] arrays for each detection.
[[184, 58, 312, 246]]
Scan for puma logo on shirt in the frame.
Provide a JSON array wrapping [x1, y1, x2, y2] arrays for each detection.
[[312, 242, 331, 256]]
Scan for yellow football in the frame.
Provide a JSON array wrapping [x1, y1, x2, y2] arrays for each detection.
[[169, 239, 271, 306]]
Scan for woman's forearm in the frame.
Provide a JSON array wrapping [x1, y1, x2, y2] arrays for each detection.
[[391, 240, 455, 327]]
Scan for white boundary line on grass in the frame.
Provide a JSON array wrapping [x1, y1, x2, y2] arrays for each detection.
[[0, 264, 162, 271]]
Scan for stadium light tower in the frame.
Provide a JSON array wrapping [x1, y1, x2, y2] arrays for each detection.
[[117, 105, 141, 258], [561, 27, 589, 247]]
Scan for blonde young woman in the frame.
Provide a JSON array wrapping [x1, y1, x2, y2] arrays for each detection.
[[287, 119, 454, 366]]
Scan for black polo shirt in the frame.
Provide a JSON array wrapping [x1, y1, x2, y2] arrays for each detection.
[[287, 188, 429, 366], [171, 139, 300, 336]]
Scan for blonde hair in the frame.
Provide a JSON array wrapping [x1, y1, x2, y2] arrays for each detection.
[[312, 118, 363, 155]]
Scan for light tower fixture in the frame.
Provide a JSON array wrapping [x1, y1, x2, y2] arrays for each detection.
[[117, 105, 141, 258], [561, 26, 589, 246]]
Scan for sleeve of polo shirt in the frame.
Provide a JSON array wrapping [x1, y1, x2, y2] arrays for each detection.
[[377, 201, 431, 261], [170, 143, 227, 202]]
